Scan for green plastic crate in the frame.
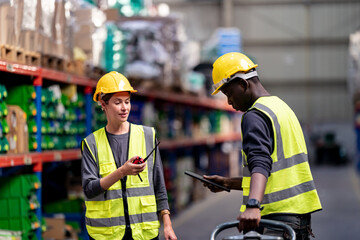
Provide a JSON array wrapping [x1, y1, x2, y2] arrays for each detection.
[[21, 230, 37, 240], [6, 85, 37, 118], [0, 174, 41, 198], [44, 198, 84, 214], [0, 195, 40, 218], [0, 212, 40, 232]]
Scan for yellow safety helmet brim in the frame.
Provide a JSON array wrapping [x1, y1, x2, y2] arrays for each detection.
[[93, 71, 137, 102]]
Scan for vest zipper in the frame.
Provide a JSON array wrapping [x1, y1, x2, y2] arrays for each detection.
[[121, 177, 131, 230]]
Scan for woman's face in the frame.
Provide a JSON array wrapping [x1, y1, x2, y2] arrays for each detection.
[[102, 92, 131, 124]]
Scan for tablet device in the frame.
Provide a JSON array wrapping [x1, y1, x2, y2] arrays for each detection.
[[184, 171, 231, 192]]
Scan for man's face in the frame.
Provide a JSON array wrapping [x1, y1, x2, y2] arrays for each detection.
[[220, 79, 251, 112]]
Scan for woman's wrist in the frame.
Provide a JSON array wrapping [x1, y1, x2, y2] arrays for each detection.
[[159, 209, 171, 219]]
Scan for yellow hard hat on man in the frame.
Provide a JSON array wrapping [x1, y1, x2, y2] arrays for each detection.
[[212, 52, 258, 95], [93, 71, 137, 102]]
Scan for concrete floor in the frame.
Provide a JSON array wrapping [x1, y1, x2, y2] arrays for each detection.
[[161, 165, 360, 240]]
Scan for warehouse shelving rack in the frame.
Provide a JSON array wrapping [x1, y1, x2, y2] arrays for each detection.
[[0, 59, 242, 239]]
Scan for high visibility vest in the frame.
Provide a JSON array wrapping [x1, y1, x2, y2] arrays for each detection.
[[82, 124, 160, 240], [240, 96, 322, 216]]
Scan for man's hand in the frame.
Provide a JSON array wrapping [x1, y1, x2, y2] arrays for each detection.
[[203, 175, 227, 192], [237, 208, 261, 233]]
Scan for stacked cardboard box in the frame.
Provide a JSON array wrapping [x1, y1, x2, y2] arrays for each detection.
[[0, 0, 71, 67], [6, 105, 29, 154]]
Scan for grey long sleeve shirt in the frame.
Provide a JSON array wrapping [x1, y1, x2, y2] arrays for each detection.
[[242, 110, 274, 178], [81, 129, 170, 212]]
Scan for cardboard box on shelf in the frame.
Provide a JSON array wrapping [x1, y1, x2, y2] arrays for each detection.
[[104, 8, 119, 21], [5, 105, 29, 154], [42, 216, 66, 240]]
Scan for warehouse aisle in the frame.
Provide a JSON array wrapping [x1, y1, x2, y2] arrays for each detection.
[[163, 165, 360, 240]]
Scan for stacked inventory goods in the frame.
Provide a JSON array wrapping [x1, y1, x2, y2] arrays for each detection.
[[49, 85, 86, 150], [117, 16, 186, 91], [5, 105, 28, 154], [202, 27, 242, 62], [6, 85, 37, 151], [101, 22, 127, 73], [0, 84, 9, 153], [40, 87, 57, 150], [106, 0, 146, 17], [73, 5, 107, 74], [0, 0, 69, 67], [0, 174, 41, 239], [92, 101, 107, 132]]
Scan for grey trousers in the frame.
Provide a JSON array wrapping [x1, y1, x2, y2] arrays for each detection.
[[260, 214, 314, 240]]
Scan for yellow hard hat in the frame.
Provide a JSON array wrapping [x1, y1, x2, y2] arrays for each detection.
[[212, 52, 258, 95], [93, 71, 137, 102]]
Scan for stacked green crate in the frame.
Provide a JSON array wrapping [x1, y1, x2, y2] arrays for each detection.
[[41, 87, 57, 150], [44, 198, 84, 214], [50, 88, 86, 150], [61, 93, 78, 149], [75, 93, 87, 147], [0, 84, 9, 153], [6, 85, 38, 151], [0, 174, 41, 239], [92, 101, 107, 132]]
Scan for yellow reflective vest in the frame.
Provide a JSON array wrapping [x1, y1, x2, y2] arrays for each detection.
[[82, 124, 160, 240], [240, 96, 322, 216]]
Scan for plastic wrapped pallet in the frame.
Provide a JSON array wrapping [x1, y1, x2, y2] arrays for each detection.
[[0, 1, 16, 46], [73, 6, 106, 68], [117, 16, 186, 91]]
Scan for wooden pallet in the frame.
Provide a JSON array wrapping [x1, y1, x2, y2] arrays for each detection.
[[0, 45, 26, 64], [41, 54, 66, 71], [25, 51, 41, 66]]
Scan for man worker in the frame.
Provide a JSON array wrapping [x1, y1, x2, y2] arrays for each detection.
[[204, 52, 322, 239]]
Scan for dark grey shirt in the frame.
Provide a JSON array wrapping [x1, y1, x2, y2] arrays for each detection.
[[81, 129, 169, 212], [242, 110, 274, 178]]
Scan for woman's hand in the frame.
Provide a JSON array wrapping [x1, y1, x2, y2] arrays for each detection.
[[120, 156, 146, 176], [162, 213, 177, 240], [164, 225, 177, 240]]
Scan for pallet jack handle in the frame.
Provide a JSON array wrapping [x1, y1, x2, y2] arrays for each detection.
[[210, 219, 296, 240]]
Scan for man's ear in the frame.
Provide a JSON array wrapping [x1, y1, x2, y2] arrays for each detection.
[[238, 78, 249, 91]]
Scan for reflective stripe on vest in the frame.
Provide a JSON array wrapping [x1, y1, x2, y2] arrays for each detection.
[[83, 124, 160, 240], [240, 96, 322, 216]]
